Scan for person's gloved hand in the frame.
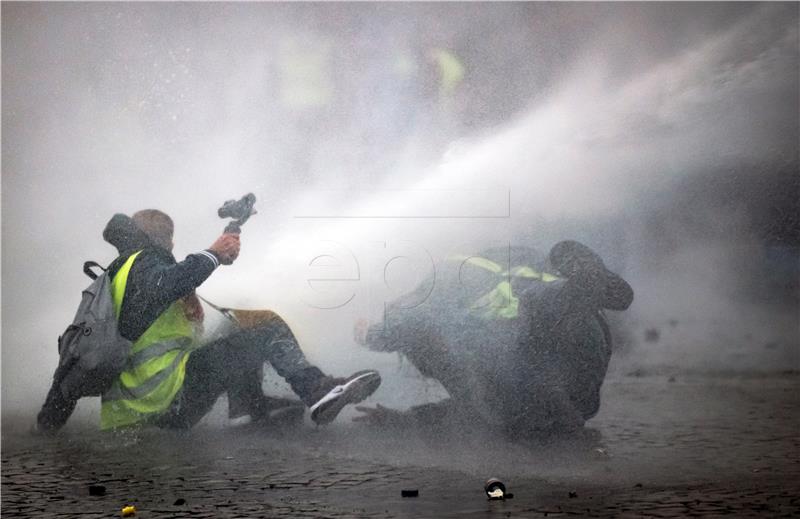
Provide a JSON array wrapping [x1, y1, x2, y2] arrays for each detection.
[[353, 404, 409, 428], [209, 233, 240, 265]]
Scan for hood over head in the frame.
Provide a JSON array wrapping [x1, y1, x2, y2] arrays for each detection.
[[103, 213, 154, 254]]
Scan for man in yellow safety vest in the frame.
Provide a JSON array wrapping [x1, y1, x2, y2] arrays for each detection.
[[38, 210, 380, 432]]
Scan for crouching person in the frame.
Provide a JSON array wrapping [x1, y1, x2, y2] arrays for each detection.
[[353, 242, 632, 438], [37, 209, 380, 432]]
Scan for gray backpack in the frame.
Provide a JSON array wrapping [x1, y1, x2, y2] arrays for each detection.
[[55, 262, 132, 399]]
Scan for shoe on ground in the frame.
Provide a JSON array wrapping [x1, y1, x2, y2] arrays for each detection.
[[265, 404, 306, 426], [229, 396, 306, 428], [309, 370, 382, 425], [227, 414, 254, 427]]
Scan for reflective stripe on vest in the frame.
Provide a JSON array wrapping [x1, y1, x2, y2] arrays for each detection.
[[451, 254, 560, 319], [100, 251, 195, 430]]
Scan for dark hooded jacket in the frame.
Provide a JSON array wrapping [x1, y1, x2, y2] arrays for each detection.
[[363, 246, 633, 433], [103, 214, 219, 341]]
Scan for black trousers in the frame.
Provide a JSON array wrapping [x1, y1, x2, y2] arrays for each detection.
[[493, 264, 633, 434], [38, 316, 325, 431], [37, 363, 79, 431], [156, 318, 324, 429], [370, 268, 630, 435]]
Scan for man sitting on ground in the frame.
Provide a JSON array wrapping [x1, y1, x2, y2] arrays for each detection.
[[38, 209, 381, 432]]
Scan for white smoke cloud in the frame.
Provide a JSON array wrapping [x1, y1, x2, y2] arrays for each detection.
[[2, 3, 797, 418]]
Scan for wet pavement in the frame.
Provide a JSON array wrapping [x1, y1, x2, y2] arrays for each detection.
[[3, 371, 799, 518]]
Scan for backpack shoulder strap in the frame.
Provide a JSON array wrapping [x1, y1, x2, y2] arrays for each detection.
[[83, 261, 107, 280]]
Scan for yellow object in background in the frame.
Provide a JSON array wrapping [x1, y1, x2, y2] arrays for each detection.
[[430, 48, 465, 97], [121, 505, 136, 517]]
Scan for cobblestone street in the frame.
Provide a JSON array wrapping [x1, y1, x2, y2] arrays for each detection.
[[4, 373, 799, 518]]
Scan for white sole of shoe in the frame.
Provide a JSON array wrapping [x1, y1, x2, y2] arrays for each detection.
[[310, 371, 381, 425], [227, 415, 253, 427]]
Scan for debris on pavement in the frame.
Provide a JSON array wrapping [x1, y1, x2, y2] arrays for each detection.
[[485, 478, 506, 500], [568, 491, 578, 498], [400, 489, 419, 498], [121, 505, 136, 517], [173, 498, 187, 506], [88, 484, 106, 496]]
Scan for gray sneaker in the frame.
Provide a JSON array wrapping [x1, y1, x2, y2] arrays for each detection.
[[309, 370, 382, 425]]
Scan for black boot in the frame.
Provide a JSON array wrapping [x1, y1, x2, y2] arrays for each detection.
[[228, 395, 305, 428]]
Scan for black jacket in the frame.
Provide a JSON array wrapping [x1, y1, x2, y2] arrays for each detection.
[[103, 214, 219, 341]]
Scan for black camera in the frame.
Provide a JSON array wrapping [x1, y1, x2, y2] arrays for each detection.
[[218, 193, 257, 234]]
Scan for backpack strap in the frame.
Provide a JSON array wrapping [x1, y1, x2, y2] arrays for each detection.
[[83, 261, 107, 280], [195, 293, 240, 325]]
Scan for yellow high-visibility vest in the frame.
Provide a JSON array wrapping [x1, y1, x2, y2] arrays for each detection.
[[451, 255, 560, 319], [100, 251, 196, 429]]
